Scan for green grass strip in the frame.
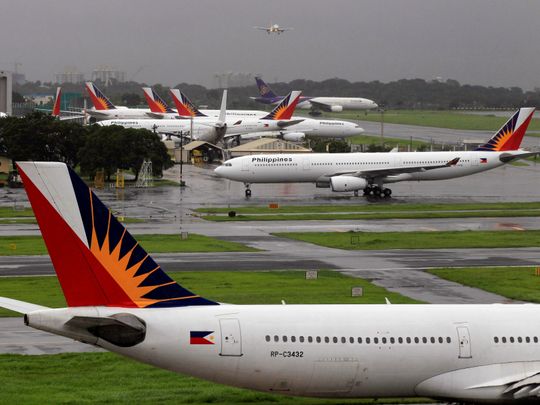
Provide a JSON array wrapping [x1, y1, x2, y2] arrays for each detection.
[[0, 351, 430, 404], [274, 230, 540, 250], [326, 110, 540, 132], [197, 201, 540, 214], [0, 206, 34, 217], [427, 266, 540, 303], [0, 271, 420, 317], [0, 234, 257, 256], [202, 210, 540, 222]]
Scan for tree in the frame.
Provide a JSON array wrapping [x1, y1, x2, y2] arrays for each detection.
[[79, 126, 172, 181]]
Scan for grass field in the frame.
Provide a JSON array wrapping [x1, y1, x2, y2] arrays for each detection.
[[274, 230, 540, 250], [348, 134, 427, 148], [0, 352, 429, 405], [428, 266, 540, 303], [325, 110, 540, 132], [196, 201, 540, 222], [0, 234, 257, 256], [0, 270, 421, 317]]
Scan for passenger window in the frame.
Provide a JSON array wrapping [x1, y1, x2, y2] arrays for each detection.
[[332, 337, 337, 343], [357, 337, 362, 344], [518, 337, 522, 343], [300, 336, 305, 343], [494, 337, 499, 343], [438, 337, 443, 344], [406, 337, 411, 344], [316, 336, 321, 343], [341, 337, 346, 343], [502, 337, 507, 343], [390, 337, 395, 344], [366, 337, 371, 344], [308, 336, 313, 343], [446, 337, 451, 344], [430, 337, 435, 344], [398, 337, 403, 344], [349, 337, 354, 344], [510, 337, 515, 343], [283, 336, 288, 342], [374, 337, 379, 344], [324, 337, 330, 343], [381, 337, 387, 344], [526, 337, 530, 343], [422, 337, 427, 344], [265, 335, 270, 342], [414, 337, 419, 344], [535, 337, 539, 343], [274, 335, 279, 342], [291, 336, 296, 343]]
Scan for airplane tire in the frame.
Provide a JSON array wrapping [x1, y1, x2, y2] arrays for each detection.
[[354, 190, 359, 197], [363, 188, 370, 196], [373, 187, 382, 197], [245, 189, 252, 197], [383, 188, 392, 198]]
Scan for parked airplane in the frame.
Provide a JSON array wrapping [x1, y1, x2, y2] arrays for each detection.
[[252, 77, 378, 113], [85, 82, 151, 121], [3, 161, 540, 404], [142, 87, 176, 118], [98, 90, 304, 145], [169, 89, 364, 142], [253, 23, 293, 34], [215, 108, 536, 197]]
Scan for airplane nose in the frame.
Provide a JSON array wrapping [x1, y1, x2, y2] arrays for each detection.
[[372, 102, 379, 109], [214, 166, 224, 177]]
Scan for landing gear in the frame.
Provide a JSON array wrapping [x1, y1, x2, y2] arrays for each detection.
[[362, 185, 392, 198], [354, 190, 359, 197], [244, 183, 252, 198]]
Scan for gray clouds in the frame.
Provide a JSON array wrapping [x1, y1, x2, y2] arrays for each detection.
[[1, 0, 539, 89]]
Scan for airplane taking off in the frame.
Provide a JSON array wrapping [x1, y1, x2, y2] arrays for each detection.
[[85, 82, 151, 121], [4, 161, 540, 403], [215, 108, 536, 197], [98, 90, 305, 145], [252, 77, 378, 113], [253, 23, 293, 34]]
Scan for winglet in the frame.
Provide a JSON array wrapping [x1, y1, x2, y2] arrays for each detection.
[[475, 108, 536, 151], [142, 87, 175, 114], [51, 87, 62, 117], [169, 89, 208, 117], [262, 90, 302, 120], [85, 82, 116, 110]]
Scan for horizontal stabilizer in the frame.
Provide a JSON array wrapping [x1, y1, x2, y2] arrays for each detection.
[[0, 297, 49, 314], [499, 151, 538, 163]]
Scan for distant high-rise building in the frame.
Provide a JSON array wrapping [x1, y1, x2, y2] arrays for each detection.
[[55, 67, 85, 84], [91, 66, 126, 86], [0, 71, 13, 115]]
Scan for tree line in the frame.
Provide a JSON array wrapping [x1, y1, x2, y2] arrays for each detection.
[[0, 112, 172, 181], [14, 77, 540, 111]]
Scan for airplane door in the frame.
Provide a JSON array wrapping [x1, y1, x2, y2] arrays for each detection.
[[302, 156, 311, 171], [471, 157, 479, 166], [219, 319, 242, 356], [241, 158, 250, 172], [456, 326, 472, 359]]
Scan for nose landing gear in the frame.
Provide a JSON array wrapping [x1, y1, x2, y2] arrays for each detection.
[[244, 183, 252, 198]]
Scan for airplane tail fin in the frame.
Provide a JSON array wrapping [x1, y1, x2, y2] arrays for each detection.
[[262, 90, 302, 120], [142, 87, 175, 114], [51, 87, 62, 117], [85, 82, 116, 111], [169, 89, 208, 117], [17, 162, 218, 308], [475, 108, 536, 151], [255, 77, 277, 99]]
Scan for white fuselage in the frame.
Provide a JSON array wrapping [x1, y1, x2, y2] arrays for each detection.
[[27, 304, 540, 403], [97, 117, 303, 144], [215, 151, 511, 185], [87, 107, 152, 120], [296, 97, 378, 111]]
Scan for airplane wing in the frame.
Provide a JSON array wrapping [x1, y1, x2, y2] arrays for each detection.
[[253, 27, 268, 30], [308, 100, 336, 112], [326, 157, 460, 180]]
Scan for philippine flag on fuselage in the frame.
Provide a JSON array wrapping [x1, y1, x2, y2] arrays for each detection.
[[190, 331, 215, 345], [480, 158, 487, 164]]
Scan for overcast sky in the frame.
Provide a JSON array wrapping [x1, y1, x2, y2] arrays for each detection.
[[2, 0, 540, 89]]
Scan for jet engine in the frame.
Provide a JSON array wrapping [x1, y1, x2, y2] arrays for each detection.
[[282, 132, 306, 142], [330, 105, 344, 112], [330, 176, 368, 192]]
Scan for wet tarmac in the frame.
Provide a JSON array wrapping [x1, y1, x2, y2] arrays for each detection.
[[0, 132, 539, 355]]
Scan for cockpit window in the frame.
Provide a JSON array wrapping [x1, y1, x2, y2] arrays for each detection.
[[224, 163, 232, 167]]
